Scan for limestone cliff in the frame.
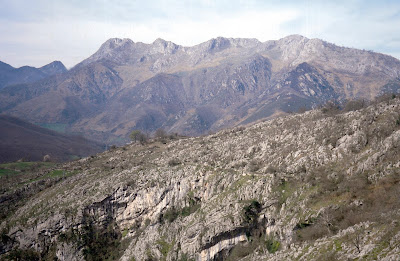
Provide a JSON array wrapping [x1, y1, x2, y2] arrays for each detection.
[[1, 97, 400, 260]]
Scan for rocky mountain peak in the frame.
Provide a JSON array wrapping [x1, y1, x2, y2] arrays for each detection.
[[103, 38, 134, 49], [97, 38, 134, 55], [0, 60, 67, 90], [281, 34, 309, 42], [151, 38, 180, 54], [39, 60, 67, 75], [206, 36, 232, 52], [76, 38, 136, 67]]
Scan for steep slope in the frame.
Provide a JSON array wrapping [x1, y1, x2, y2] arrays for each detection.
[[1, 35, 400, 142], [0, 60, 67, 90], [1, 97, 400, 260], [0, 115, 104, 163], [0, 61, 122, 131]]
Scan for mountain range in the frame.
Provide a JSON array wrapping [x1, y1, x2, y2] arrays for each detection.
[[0, 60, 66, 90], [1, 35, 400, 144]]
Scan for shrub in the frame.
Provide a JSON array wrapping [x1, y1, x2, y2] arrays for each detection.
[[162, 207, 179, 223], [168, 158, 181, 167], [297, 106, 308, 113], [321, 100, 340, 115], [130, 130, 148, 144], [3, 248, 40, 261], [248, 159, 262, 172], [43, 154, 51, 162], [178, 253, 195, 261], [265, 237, 280, 253], [181, 195, 200, 217], [242, 200, 262, 224], [342, 99, 367, 112], [374, 93, 396, 103], [155, 128, 167, 138]]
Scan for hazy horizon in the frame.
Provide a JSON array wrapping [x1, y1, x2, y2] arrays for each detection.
[[1, 0, 400, 68]]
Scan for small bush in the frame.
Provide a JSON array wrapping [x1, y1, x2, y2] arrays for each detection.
[[265, 237, 280, 253], [43, 154, 51, 162], [374, 93, 396, 104], [242, 200, 262, 224], [130, 130, 148, 144], [248, 159, 262, 172], [181, 204, 200, 217], [162, 207, 179, 223], [168, 158, 181, 167], [178, 253, 195, 261], [2, 248, 40, 261], [342, 99, 367, 112], [321, 101, 340, 115]]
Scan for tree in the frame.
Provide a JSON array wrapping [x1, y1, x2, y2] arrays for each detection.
[[129, 130, 141, 142], [155, 128, 167, 139], [155, 128, 168, 143], [130, 130, 148, 144]]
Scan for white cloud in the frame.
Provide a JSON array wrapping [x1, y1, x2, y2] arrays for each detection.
[[0, 7, 301, 68], [0, 0, 400, 68]]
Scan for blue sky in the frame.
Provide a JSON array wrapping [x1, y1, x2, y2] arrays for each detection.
[[1, 0, 400, 68]]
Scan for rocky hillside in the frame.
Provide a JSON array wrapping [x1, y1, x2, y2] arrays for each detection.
[[1, 35, 400, 143], [1, 96, 400, 260], [0, 60, 66, 90]]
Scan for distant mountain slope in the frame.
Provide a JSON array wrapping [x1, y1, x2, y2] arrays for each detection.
[[1, 35, 400, 143], [0, 115, 104, 163], [0, 60, 67, 90]]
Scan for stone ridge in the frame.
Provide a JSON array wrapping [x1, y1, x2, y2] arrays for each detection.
[[0, 60, 67, 90], [2, 97, 400, 260], [2, 34, 400, 143]]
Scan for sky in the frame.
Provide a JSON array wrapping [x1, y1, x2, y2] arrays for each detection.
[[1, 0, 400, 68]]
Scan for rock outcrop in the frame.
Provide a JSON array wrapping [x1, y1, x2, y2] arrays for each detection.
[[1, 97, 400, 260]]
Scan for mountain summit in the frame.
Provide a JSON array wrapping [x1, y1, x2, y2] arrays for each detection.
[[1, 35, 400, 143], [0, 60, 67, 90]]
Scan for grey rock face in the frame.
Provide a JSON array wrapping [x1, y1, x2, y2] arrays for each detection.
[[2, 98, 400, 260]]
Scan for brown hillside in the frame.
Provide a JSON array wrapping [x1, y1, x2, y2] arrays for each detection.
[[0, 115, 104, 163]]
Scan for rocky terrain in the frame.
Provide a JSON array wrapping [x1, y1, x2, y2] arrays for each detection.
[[1, 96, 400, 260], [1, 35, 400, 143]]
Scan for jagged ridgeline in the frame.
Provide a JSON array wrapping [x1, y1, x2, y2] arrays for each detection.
[[1, 35, 400, 144], [1, 96, 400, 260]]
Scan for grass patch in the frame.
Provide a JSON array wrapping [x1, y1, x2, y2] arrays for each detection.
[[274, 178, 296, 207], [122, 229, 129, 237], [0, 162, 55, 175], [47, 169, 78, 178], [334, 239, 342, 251], [0, 168, 16, 176], [37, 123, 68, 133], [157, 237, 175, 259], [265, 237, 281, 253]]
